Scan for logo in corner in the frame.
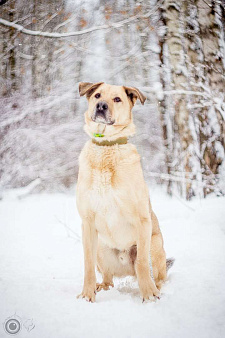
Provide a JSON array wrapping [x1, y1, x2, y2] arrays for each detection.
[[23, 318, 35, 332], [3, 314, 35, 335], [3, 315, 21, 335]]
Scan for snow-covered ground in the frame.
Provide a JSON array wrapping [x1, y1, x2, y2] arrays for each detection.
[[0, 187, 225, 338]]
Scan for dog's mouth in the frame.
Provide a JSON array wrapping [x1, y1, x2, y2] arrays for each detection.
[[92, 110, 115, 125]]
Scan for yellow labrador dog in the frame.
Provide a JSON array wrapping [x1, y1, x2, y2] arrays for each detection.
[[77, 82, 168, 302]]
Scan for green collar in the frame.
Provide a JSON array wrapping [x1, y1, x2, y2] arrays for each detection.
[[93, 133, 104, 137], [92, 137, 128, 146]]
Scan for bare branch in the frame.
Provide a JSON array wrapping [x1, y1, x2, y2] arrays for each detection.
[[55, 216, 81, 242], [41, 12, 60, 32], [54, 15, 75, 31], [13, 14, 31, 24], [17, 51, 34, 60]]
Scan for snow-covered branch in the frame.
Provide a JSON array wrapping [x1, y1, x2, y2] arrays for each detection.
[[0, 92, 75, 129], [146, 172, 218, 190], [0, 89, 219, 130], [0, 5, 160, 39], [141, 87, 212, 99]]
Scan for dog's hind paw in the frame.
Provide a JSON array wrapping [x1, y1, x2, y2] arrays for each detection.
[[96, 282, 114, 292]]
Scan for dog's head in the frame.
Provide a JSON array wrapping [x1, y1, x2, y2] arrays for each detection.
[[79, 82, 146, 140]]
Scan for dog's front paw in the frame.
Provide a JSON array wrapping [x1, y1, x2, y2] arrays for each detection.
[[77, 287, 96, 302], [140, 282, 161, 302]]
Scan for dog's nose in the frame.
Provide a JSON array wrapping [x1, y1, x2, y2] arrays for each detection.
[[96, 101, 108, 112]]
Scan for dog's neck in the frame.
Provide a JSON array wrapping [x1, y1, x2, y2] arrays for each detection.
[[92, 137, 128, 147], [84, 119, 136, 142]]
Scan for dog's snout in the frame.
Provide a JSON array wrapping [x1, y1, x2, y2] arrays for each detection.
[[96, 101, 108, 111], [93, 100, 114, 124]]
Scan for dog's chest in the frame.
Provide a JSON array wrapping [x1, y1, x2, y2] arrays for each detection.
[[90, 184, 135, 249], [92, 167, 113, 190], [88, 166, 118, 212], [88, 144, 118, 190], [87, 146, 136, 248], [77, 142, 141, 249]]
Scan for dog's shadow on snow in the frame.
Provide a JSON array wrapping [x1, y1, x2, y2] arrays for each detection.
[[111, 277, 142, 300], [117, 284, 141, 298], [116, 277, 140, 297], [97, 286, 141, 303]]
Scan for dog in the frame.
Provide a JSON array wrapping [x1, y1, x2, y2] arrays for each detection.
[[76, 82, 169, 302]]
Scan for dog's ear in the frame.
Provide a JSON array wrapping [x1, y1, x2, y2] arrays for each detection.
[[123, 86, 146, 105], [79, 82, 104, 98]]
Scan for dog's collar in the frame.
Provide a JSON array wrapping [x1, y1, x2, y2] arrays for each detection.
[[92, 137, 128, 146], [93, 133, 104, 137]]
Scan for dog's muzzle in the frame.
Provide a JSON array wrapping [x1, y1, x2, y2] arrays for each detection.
[[92, 101, 115, 125]]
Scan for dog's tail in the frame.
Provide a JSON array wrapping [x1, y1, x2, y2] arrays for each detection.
[[166, 257, 175, 272]]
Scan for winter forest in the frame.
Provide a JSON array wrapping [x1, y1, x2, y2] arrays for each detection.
[[0, 0, 225, 199], [1, 1, 225, 337]]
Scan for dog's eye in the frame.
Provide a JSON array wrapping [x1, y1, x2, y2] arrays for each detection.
[[95, 93, 101, 99], [114, 97, 121, 102]]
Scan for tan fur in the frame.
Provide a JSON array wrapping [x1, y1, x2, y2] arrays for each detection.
[[77, 82, 167, 302]]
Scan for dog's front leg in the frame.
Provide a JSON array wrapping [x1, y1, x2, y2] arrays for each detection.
[[78, 218, 98, 302], [135, 217, 160, 301]]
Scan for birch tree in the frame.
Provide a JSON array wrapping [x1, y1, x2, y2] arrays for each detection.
[[159, 0, 225, 199]]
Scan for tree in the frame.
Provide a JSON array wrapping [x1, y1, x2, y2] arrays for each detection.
[[0, 0, 224, 199], [159, 0, 225, 199]]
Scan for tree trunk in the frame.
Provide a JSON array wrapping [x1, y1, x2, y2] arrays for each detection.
[[161, 0, 197, 199], [196, 0, 225, 195], [159, 0, 225, 199]]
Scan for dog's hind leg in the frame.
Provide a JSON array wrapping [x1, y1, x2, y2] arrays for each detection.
[[96, 243, 114, 292], [151, 212, 167, 290], [96, 274, 114, 292], [150, 234, 167, 290]]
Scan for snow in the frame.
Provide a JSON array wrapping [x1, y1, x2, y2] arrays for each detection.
[[0, 188, 225, 338]]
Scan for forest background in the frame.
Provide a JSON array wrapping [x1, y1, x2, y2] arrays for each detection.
[[0, 0, 224, 200]]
